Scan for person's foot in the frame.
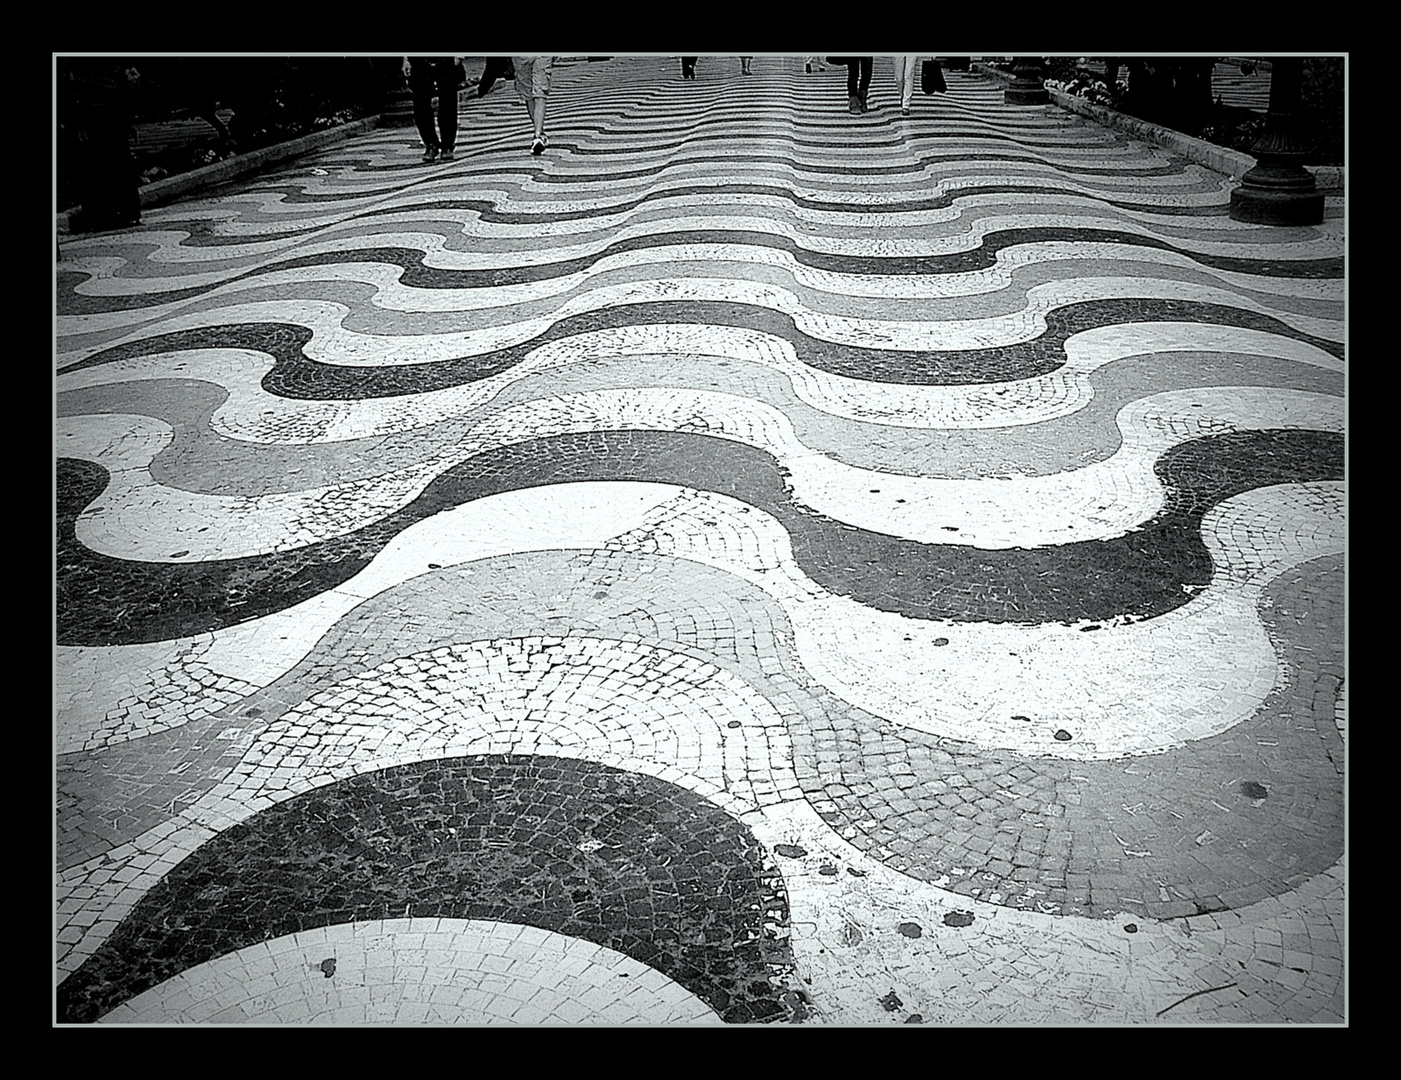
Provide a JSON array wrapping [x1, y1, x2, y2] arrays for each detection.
[[901, 106, 910, 116], [848, 93, 861, 113], [421, 147, 439, 163], [531, 133, 548, 155], [859, 94, 869, 113], [439, 149, 455, 161], [805, 61, 812, 73]]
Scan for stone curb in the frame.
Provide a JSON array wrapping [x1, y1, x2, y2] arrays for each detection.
[[1045, 88, 1344, 193], [57, 114, 384, 235], [971, 62, 1016, 84], [967, 62, 1342, 194]]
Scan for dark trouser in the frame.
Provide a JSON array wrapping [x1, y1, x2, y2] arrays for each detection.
[[478, 56, 515, 96], [681, 57, 697, 78], [409, 58, 458, 151], [845, 58, 873, 98]]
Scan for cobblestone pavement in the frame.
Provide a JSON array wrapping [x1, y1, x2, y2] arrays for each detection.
[[55, 56, 1346, 1026]]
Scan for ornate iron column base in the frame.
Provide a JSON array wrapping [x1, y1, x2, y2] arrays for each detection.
[[1005, 85, 1050, 104], [1229, 163, 1324, 225], [1228, 58, 1325, 227], [1005, 61, 1049, 105]]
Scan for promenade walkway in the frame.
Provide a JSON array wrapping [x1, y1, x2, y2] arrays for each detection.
[[55, 55, 1345, 1025]]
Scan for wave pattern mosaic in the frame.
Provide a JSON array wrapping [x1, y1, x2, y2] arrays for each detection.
[[55, 56, 1345, 1025]]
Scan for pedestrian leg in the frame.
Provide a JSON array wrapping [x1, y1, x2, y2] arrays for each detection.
[[409, 61, 440, 160], [436, 60, 458, 159], [514, 56, 552, 155], [531, 97, 546, 142], [896, 55, 918, 114]]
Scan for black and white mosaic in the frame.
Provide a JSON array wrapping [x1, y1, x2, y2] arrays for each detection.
[[55, 56, 1345, 1025]]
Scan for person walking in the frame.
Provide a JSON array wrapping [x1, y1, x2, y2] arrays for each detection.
[[892, 55, 921, 116], [832, 57, 874, 113], [404, 56, 462, 162], [681, 56, 697, 79], [513, 55, 555, 155], [803, 56, 828, 73], [740, 56, 753, 75]]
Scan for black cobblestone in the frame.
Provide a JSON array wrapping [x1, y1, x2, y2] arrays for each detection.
[[56, 754, 796, 1024]]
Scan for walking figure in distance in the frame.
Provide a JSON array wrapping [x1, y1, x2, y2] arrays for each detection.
[[832, 57, 874, 112], [892, 55, 921, 116], [404, 56, 462, 162], [513, 56, 555, 155]]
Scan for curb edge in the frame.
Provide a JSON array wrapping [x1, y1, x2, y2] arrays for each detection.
[[58, 114, 385, 236]]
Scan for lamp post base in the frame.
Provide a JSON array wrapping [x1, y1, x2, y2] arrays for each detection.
[[1005, 61, 1049, 105], [1005, 85, 1050, 104], [1227, 59, 1326, 227], [1229, 163, 1325, 225]]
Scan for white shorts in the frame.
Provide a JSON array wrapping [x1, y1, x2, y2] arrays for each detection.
[[513, 56, 554, 101]]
